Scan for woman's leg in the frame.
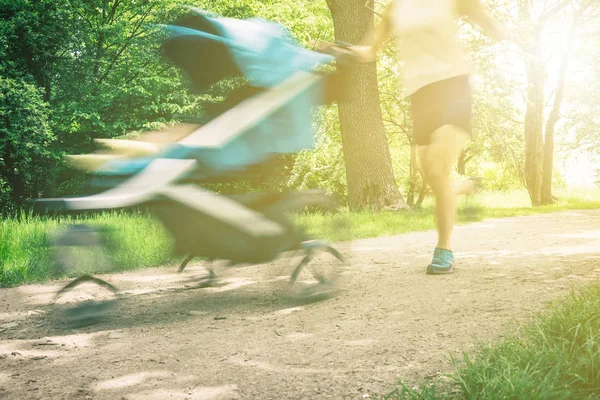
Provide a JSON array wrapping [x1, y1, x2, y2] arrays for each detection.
[[418, 124, 470, 269]]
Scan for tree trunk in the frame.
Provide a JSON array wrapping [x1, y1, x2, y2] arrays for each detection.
[[541, 7, 586, 205], [407, 144, 417, 205], [519, 1, 545, 207], [541, 52, 567, 204], [522, 39, 545, 207], [541, 115, 555, 204], [3, 151, 26, 206], [326, 0, 405, 211], [416, 178, 427, 207], [457, 148, 472, 176]]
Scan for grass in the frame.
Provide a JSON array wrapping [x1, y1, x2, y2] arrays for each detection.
[[298, 188, 600, 242], [1, 188, 599, 287], [383, 284, 600, 400], [0, 210, 172, 287], [1, 188, 599, 397]]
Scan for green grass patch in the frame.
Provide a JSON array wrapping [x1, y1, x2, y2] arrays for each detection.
[[0, 211, 172, 287], [297, 188, 600, 242], [384, 284, 600, 399], [1, 188, 598, 287]]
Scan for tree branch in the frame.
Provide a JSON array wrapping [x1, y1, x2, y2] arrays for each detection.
[[537, 0, 575, 27], [96, 4, 155, 86], [364, 0, 385, 19]]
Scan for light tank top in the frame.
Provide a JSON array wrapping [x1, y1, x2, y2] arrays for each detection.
[[390, 0, 473, 97]]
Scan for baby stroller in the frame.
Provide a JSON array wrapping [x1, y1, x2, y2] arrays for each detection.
[[34, 8, 353, 322]]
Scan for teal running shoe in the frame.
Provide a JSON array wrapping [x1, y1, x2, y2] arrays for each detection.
[[426, 247, 454, 275]]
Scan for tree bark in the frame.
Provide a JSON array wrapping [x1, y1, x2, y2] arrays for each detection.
[[457, 147, 473, 176], [407, 144, 417, 205], [541, 4, 590, 205], [416, 178, 427, 207], [523, 48, 545, 206], [520, 1, 545, 206], [541, 26, 574, 204], [326, 0, 405, 211]]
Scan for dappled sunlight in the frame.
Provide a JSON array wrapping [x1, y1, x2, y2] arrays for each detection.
[[120, 288, 169, 296], [275, 306, 304, 315], [344, 339, 375, 347], [347, 246, 412, 252], [457, 250, 521, 259], [53, 284, 118, 305], [458, 246, 600, 260], [1, 211, 599, 399], [0, 340, 62, 359], [0, 309, 45, 325], [554, 230, 600, 240], [285, 332, 314, 340], [125, 385, 240, 400], [0, 0, 599, 396], [117, 273, 195, 284], [15, 284, 61, 306], [202, 277, 257, 294], [227, 355, 334, 374], [454, 221, 509, 230], [95, 371, 173, 391], [0, 331, 105, 360], [537, 244, 600, 257]]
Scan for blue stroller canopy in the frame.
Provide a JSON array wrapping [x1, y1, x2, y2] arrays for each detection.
[[100, 9, 337, 179], [160, 8, 333, 89]]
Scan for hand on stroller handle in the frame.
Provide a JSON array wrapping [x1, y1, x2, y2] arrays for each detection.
[[312, 40, 362, 65]]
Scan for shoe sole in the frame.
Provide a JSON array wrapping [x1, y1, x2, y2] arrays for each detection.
[[426, 265, 454, 275]]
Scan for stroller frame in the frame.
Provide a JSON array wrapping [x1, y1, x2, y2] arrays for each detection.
[[34, 9, 353, 321]]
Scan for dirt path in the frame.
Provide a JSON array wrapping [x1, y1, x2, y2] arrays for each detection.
[[1, 210, 599, 400]]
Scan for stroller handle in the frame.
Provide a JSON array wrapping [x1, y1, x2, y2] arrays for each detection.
[[313, 40, 359, 66]]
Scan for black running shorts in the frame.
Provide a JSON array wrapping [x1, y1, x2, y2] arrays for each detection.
[[410, 74, 472, 146]]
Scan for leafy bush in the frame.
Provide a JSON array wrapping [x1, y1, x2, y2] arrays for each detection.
[[0, 77, 56, 213]]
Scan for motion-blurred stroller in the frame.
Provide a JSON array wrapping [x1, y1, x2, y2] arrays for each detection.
[[34, 8, 353, 320]]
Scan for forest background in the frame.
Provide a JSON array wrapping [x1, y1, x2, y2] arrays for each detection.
[[1, 0, 599, 214]]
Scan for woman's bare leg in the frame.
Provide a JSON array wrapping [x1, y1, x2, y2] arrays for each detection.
[[418, 124, 470, 251]]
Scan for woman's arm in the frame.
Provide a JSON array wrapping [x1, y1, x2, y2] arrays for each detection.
[[350, 2, 395, 62], [457, 0, 513, 42]]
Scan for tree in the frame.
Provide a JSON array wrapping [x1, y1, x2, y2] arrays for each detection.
[[0, 78, 55, 211], [326, 0, 406, 211], [0, 0, 73, 101], [518, 0, 597, 205]]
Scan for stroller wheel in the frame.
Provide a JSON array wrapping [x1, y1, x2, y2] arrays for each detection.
[[50, 224, 119, 325], [54, 274, 121, 327], [287, 240, 344, 300]]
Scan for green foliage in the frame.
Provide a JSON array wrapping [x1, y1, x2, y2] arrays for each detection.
[[452, 285, 600, 399], [2, 189, 598, 287], [476, 162, 523, 191], [0, 0, 209, 207], [383, 283, 600, 400], [0, 0, 73, 96], [0, 0, 597, 211], [48, 0, 201, 146], [0, 77, 56, 211], [297, 188, 600, 242], [288, 106, 348, 201], [380, 383, 447, 400]]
